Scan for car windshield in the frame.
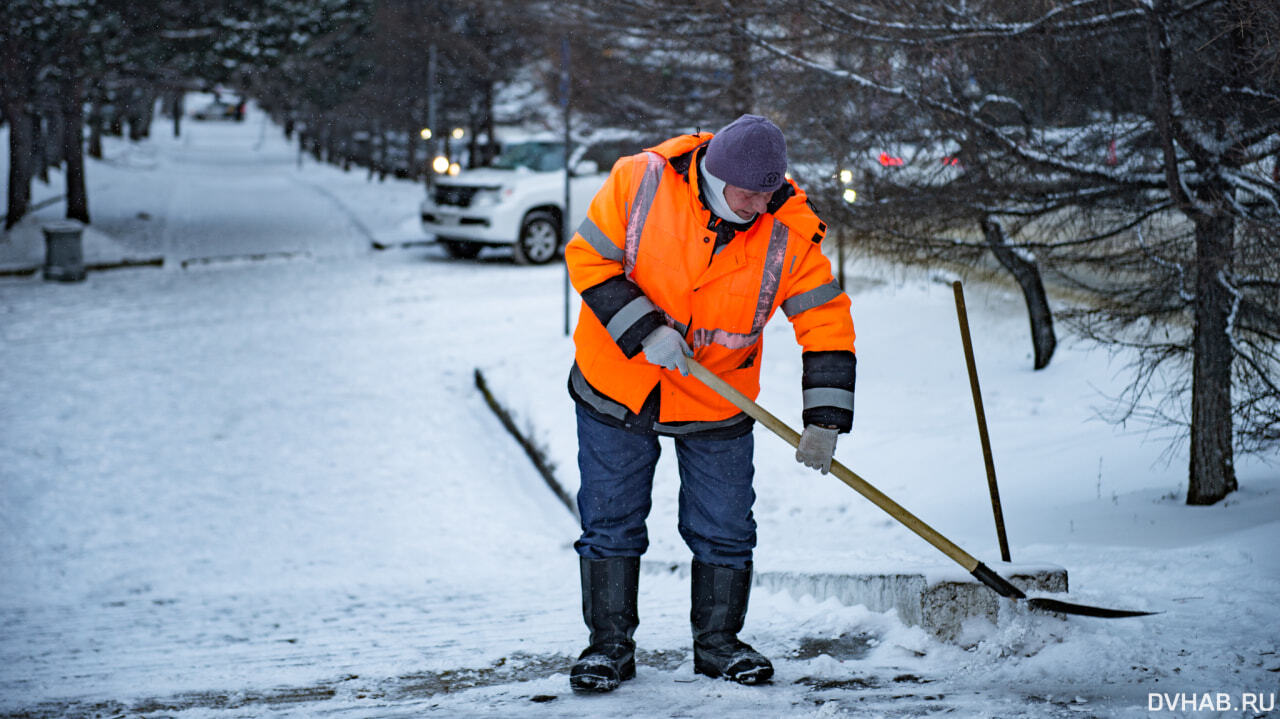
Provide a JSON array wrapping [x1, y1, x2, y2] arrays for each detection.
[[490, 141, 566, 172]]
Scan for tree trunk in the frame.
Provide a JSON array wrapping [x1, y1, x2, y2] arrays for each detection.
[[172, 91, 183, 138], [87, 96, 104, 159], [62, 77, 89, 224], [1187, 204, 1237, 505], [133, 86, 156, 140], [728, 27, 753, 115], [981, 217, 1057, 370], [4, 99, 33, 230], [46, 111, 65, 169], [128, 115, 146, 142], [32, 114, 49, 184]]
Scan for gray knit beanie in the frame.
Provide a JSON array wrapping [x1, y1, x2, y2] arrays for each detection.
[[704, 114, 788, 193]]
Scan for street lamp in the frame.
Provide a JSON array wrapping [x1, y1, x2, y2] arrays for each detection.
[[432, 155, 450, 174], [420, 128, 432, 140], [451, 127, 464, 140]]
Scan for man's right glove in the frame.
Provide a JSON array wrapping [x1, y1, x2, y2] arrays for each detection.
[[640, 325, 693, 376], [795, 425, 839, 474]]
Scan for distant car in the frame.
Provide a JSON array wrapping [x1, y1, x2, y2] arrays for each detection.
[[192, 100, 244, 122], [864, 141, 965, 186], [420, 134, 648, 265]]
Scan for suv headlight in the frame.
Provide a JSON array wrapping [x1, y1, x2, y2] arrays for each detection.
[[471, 186, 510, 207]]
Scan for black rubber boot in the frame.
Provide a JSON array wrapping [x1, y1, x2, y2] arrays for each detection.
[[570, 556, 640, 693], [691, 559, 774, 685]]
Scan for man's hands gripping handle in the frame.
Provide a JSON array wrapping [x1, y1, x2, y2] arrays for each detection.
[[644, 344, 841, 473], [795, 424, 839, 474], [641, 326, 693, 376]]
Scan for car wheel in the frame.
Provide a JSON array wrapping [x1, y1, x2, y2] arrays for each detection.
[[440, 239, 482, 260], [514, 211, 561, 265]]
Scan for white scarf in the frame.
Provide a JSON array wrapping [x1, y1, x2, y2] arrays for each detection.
[[698, 160, 756, 224]]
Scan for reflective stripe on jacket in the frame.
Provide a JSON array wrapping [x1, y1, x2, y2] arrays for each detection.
[[566, 132, 856, 428]]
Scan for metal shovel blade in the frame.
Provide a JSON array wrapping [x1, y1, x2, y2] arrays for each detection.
[[1025, 596, 1159, 618], [971, 562, 1157, 618]]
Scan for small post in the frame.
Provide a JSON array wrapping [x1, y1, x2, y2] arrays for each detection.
[[426, 43, 438, 194], [42, 220, 87, 282], [953, 280, 1011, 562], [560, 34, 572, 337], [837, 226, 846, 289]]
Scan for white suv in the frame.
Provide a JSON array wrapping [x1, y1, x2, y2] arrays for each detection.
[[421, 137, 641, 264]]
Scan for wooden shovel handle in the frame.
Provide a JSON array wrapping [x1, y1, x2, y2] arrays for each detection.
[[686, 358, 980, 572], [686, 359, 1166, 617]]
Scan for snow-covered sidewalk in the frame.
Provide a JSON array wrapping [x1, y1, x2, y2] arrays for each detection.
[[0, 254, 929, 719], [479, 263, 1280, 717], [1, 104, 427, 275], [1, 109, 1277, 718]]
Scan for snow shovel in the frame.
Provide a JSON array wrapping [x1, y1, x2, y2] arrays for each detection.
[[686, 358, 1155, 619]]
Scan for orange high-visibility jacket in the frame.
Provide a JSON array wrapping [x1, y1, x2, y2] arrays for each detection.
[[566, 132, 856, 433]]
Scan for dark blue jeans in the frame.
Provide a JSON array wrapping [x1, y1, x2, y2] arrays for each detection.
[[574, 404, 757, 569]]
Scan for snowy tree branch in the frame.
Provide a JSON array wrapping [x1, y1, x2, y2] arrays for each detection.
[[1144, 0, 1205, 216], [1220, 271, 1280, 402], [743, 28, 1170, 188], [1140, 226, 1195, 302], [1223, 85, 1280, 104], [800, 0, 1149, 44]]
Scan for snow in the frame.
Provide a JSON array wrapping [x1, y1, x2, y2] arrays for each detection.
[[2, 104, 1278, 718]]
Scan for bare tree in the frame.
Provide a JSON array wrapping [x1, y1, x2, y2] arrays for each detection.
[[2, 2, 44, 229], [548, 0, 781, 130], [747, 0, 1280, 504]]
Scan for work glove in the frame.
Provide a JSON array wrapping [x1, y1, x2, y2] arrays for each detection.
[[641, 325, 693, 376], [795, 425, 839, 474]]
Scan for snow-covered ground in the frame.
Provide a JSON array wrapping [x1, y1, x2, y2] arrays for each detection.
[[1, 105, 1277, 718]]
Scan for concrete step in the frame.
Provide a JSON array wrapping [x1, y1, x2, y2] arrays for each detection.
[[643, 560, 1067, 642]]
